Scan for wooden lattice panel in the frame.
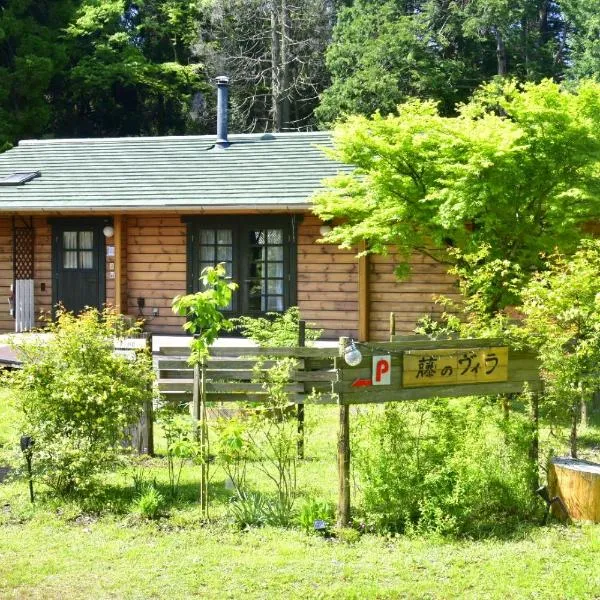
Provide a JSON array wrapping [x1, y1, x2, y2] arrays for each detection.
[[14, 227, 34, 280]]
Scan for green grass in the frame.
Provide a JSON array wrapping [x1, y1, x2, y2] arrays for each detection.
[[2, 391, 600, 598]]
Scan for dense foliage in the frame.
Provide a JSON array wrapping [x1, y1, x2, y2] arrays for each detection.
[[520, 240, 600, 457], [8, 309, 153, 496], [3, 1, 600, 149], [354, 399, 537, 537], [313, 79, 600, 313]]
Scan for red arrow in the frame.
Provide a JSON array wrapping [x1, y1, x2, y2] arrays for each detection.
[[352, 378, 372, 388]]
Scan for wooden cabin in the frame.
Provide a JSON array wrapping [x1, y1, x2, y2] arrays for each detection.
[[0, 129, 459, 341]]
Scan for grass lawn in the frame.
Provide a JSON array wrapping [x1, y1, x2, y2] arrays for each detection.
[[2, 389, 600, 599]]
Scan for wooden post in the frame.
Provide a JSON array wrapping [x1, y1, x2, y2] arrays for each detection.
[[389, 312, 396, 339], [297, 319, 306, 459], [114, 215, 123, 314], [358, 240, 370, 342], [337, 337, 351, 527], [529, 392, 539, 492], [199, 359, 209, 519]]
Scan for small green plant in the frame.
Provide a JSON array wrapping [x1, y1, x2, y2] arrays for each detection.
[[172, 263, 238, 364], [297, 498, 334, 533], [132, 484, 165, 520], [332, 526, 361, 544], [234, 306, 322, 347], [158, 407, 201, 499], [228, 492, 267, 529], [246, 358, 300, 526], [214, 417, 251, 497]]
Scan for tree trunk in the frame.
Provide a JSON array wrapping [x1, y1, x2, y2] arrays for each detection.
[[495, 28, 507, 76], [271, 2, 281, 131], [280, 0, 291, 130], [570, 404, 578, 459]]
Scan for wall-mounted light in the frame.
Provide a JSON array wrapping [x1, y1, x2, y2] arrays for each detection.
[[319, 220, 333, 236], [102, 225, 114, 238], [344, 340, 363, 366]]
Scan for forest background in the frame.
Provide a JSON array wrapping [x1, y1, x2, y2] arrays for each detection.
[[1, 0, 599, 152]]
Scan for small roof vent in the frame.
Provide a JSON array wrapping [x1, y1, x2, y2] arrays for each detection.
[[0, 171, 41, 186]]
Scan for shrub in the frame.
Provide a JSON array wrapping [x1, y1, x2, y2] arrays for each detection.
[[8, 308, 153, 497], [133, 484, 165, 519], [297, 497, 334, 533], [353, 398, 536, 537], [234, 306, 322, 347]]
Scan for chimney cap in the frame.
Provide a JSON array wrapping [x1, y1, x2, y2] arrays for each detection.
[[216, 75, 229, 86]]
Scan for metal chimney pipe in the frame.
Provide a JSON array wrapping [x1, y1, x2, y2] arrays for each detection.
[[216, 75, 229, 149]]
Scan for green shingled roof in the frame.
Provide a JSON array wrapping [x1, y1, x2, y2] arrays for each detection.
[[0, 132, 345, 212]]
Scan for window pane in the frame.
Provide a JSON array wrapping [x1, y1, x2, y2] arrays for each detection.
[[79, 251, 93, 269], [217, 230, 232, 245], [200, 246, 215, 262], [64, 250, 77, 269], [249, 230, 265, 246], [200, 230, 214, 245], [63, 231, 77, 250], [217, 246, 232, 262], [267, 229, 283, 244], [267, 262, 284, 278], [267, 296, 284, 311], [267, 246, 283, 261], [267, 279, 283, 295], [79, 231, 93, 250], [248, 281, 262, 311]]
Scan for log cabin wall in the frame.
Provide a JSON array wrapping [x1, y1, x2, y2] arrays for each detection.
[[369, 250, 461, 340], [297, 215, 359, 339], [0, 217, 13, 331], [0, 212, 462, 340], [124, 215, 187, 334]]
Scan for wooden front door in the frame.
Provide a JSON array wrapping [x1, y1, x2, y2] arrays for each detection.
[[52, 222, 105, 314]]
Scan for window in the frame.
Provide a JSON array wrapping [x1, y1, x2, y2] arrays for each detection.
[[187, 216, 297, 316], [0, 171, 41, 186], [63, 230, 94, 270]]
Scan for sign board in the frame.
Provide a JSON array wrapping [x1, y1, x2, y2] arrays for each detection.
[[402, 347, 508, 388], [372, 355, 391, 385], [113, 338, 148, 350]]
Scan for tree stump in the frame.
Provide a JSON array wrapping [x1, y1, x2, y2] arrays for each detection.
[[548, 457, 600, 522]]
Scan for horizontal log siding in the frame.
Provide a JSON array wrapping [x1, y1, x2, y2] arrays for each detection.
[[369, 251, 461, 340], [0, 218, 13, 331], [297, 215, 359, 339], [125, 215, 186, 334], [33, 218, 52, 326]]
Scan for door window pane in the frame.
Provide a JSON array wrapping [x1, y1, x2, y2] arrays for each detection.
[[79, 231, 93, 250], [200, 230, 215, 245], [200, 246, 215, 262], [267, 279, 284, 294], [79, 251, 93, 269], [217, 230, 232, 245], [63, 232, 77, 250], [267, 262, 284, 278], [267, 246, 283, 261], [64, 251, 78, 269], [267, 296, 284, 311], [267, 229, 283, 244]]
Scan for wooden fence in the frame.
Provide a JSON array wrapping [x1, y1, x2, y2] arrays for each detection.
[[154, 336, 541, 527]]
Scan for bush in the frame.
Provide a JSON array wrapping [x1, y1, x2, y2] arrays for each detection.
[[353, 398, 536, 537], [8, 308, 154, 497], [133, 484, 165, 520], [234, 307, 322, 347]]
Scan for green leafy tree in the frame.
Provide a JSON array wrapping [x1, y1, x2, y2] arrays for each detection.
[[8, 308, 153, 497], [172, 262, 238, 364], [520, 240, 600, 458], [317, 0, 568, 124], [313, 79, 600, 313], [57, 0, 208, 138], [0, 0, 78, 150]]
